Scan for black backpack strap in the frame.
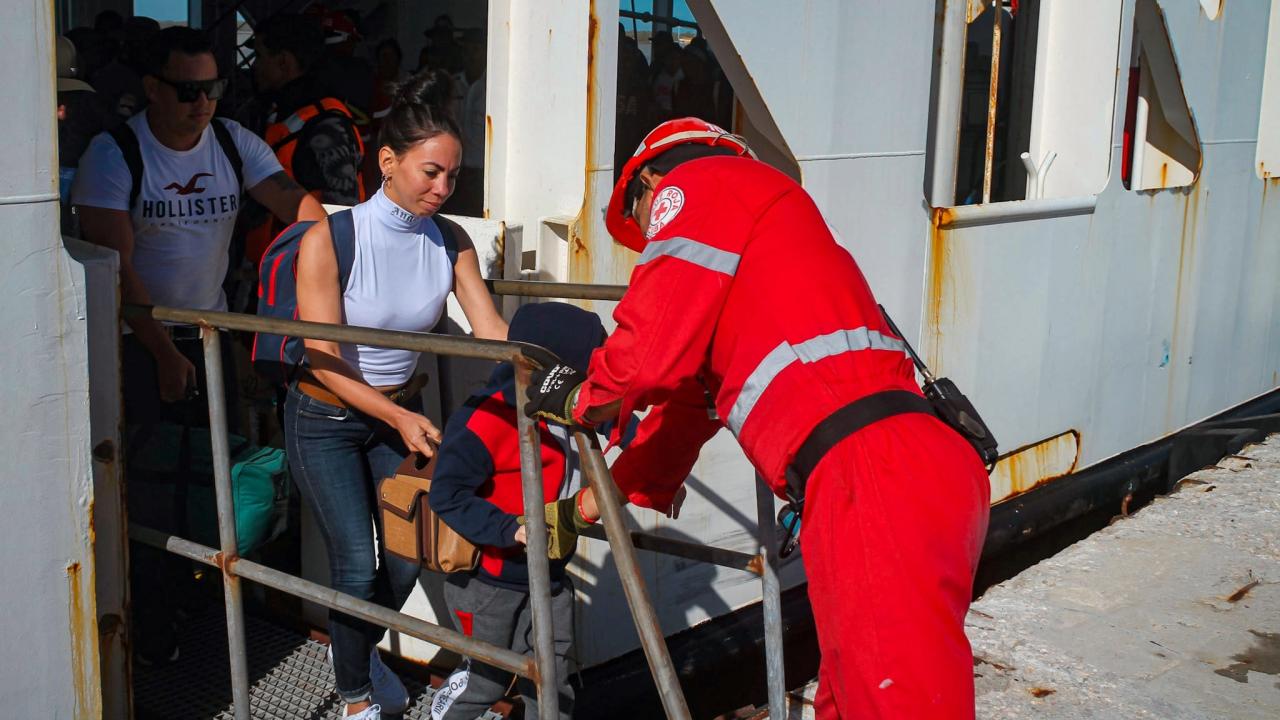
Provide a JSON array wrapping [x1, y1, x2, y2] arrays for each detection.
[[108, 124, 143, 210], [329, 209, 357, 289], [433, 214, 463, 266], [210, 118, 245, 193]]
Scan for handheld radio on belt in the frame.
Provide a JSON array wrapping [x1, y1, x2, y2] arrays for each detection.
[[774, 307, 1000, 558], [878, 304, 1000, 470]]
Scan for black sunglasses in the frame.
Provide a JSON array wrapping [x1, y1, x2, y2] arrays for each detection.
[[156, 76, 229, 102]]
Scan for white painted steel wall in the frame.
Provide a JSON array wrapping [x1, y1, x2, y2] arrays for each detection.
[[474, 0, 1280, 667], [927, 0, 1280, 499], [0, 1, 103, 716]]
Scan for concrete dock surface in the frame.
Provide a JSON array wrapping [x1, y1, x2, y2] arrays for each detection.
[[968, 434, 1280, 719], [780, 433, 1280, 719]]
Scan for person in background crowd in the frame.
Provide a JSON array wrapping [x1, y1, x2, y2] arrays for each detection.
[[443, 41, 485, 216], [93, 8, 124, 34], [56, 35, 111, 231], [72, 26, 326, 666], [423, 16, 468, 121], [92, 15, 159, 122], [284, 70, 506, 720], [673, 42, 716, 122], [57, 37, 111, 171], [374, 38, 406, 88], [244, 13, 366, 266], [363, 38, 407, 192], [65, 26, 114, 89], [615, 24, 653, 182], [311, 5, 376, 134], [650, 31, 683, 121]]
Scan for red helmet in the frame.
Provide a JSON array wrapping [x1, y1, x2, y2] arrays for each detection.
[[606, 118, 752, 252]]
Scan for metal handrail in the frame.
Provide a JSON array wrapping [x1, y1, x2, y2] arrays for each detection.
[[125, 277, 787, 718]]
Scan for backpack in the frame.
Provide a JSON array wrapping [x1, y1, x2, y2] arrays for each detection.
[[109, 118, 245, 209], [252, 209, 357, 385], [126, 422, 290, 557], [252, 211, 465, 385]]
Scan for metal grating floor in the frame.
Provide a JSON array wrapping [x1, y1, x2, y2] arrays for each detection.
[[134, 608, 504, 720]]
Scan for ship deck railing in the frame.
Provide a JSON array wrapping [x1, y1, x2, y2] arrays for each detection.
[[124, 278, 790, 720]]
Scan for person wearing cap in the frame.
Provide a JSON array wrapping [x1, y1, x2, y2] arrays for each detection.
[[56, 35, 111, 214], [523, 118, 992, 719]]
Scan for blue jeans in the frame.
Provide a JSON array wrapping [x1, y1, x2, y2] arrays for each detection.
[[284, 386, 423, 702]]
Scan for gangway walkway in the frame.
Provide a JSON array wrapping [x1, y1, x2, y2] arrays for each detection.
[[133, 603, 503, 720]]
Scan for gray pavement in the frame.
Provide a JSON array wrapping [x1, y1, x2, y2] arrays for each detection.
[[778, 434, 1280, 719], [969, 435, 1280, 719]]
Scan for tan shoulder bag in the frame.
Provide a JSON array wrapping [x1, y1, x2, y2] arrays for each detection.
[[379, 453, 480, 573]]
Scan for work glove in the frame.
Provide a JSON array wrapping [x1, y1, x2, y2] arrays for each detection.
[[518, 490, 596, 560], [524, 363, 586, 427]]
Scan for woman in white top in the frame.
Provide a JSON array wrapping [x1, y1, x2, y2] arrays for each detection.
[[284, 71, 506, 720]]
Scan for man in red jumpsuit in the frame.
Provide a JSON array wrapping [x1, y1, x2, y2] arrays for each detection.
[[525, 118, 991, 719]]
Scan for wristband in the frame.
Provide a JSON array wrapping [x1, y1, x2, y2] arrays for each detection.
[[575, 488, 596, 527]]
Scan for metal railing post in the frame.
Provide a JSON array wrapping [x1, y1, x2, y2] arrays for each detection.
[[201, 328, 251, 720], [513, 357, 560, 720], [574, 431, 692, 720], [755, 476, 786, 717]]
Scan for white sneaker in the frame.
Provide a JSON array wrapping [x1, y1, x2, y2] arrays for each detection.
[[369, 647, 411, 714], [344, 703, 381, 719]]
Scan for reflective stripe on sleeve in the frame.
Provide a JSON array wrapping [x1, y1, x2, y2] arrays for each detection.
[[637, 237, 741, 276], [726, 327, 910, 435], [283, 112, 308, 134]]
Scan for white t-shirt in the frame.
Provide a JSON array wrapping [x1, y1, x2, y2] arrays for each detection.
[[72, 111, 282, 312]]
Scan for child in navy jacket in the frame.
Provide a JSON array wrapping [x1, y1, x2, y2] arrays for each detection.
[[427, 302, 605, 720]]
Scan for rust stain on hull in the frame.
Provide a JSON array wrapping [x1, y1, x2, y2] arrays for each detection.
[[926, 207, 957, 371], [569, 1, 601, 298], [67, 561, 94, 717], [1165, 186, 1201, 428], [483, 115, 494, 219], [990, 430, 1082, 504]]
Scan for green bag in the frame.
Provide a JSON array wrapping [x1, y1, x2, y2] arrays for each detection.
[[126, 423, 289, 556]]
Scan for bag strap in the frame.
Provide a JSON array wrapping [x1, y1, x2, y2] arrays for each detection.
[[329, 208, 357, 289], [433, 214, 462, 266], [108, 124, 144, 210], [210, 118, 245, 194]]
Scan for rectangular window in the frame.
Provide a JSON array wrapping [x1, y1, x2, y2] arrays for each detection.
[[949, 0, 1123, 205], [1121, 0, 1202, 191]]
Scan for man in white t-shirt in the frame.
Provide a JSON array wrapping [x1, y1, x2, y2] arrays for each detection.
[[72, 27, 325, 667], [73, 27, 325, 418]]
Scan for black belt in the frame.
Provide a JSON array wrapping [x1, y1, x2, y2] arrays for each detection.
[[167, 325, 203, 341], [784, 390, 935, 504]]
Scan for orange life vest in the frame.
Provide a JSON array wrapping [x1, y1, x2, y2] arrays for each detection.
[[246, 97, 367, 266]]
